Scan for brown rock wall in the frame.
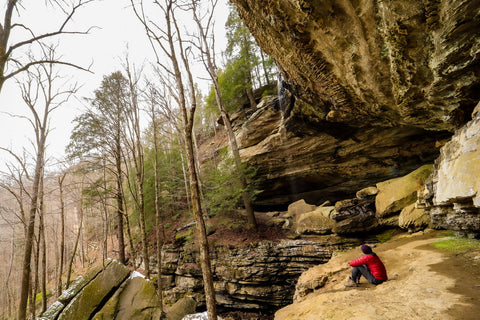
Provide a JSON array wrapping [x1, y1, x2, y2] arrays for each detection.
[[232, 0, 480, 130]]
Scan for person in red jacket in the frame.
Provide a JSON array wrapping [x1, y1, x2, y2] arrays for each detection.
[[345, 244, 388, 287]]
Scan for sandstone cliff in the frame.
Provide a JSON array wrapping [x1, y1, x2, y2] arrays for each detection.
[[226, 0, 479, 209], [232, 0, 479, 130]]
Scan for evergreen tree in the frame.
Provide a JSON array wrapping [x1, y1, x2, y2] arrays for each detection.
[[67, 71, 129, 265]]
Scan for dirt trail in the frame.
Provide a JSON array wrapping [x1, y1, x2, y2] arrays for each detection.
[[275, 231, 480, 320]]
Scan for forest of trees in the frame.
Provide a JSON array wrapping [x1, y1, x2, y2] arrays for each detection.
[[0, 1, 276, 319]]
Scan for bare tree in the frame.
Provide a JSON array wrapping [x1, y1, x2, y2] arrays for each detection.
[[0, 219, 16, 320], [0, 0, 93, 94], [65, 192, 84, 288], [122, 60, 150, 278], [56, 172, 67, 296], [130, 0, 217, 318], [15, 45, 78, 320], [191, 0, 257, 230], [38, 174, 47, 314], [145, 85, 165, 312]]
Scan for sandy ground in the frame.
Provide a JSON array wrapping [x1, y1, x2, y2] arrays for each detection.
[[275, 231, 480, 320]]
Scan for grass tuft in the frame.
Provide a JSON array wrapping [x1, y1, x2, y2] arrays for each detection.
[[431, 237, 480, 253]]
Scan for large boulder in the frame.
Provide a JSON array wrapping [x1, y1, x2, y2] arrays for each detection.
[[167, 296, 197, 320], [375, 164, 434, 218], [295, 206, 336, 235], [331, 198, 378, 234], [286, 199, 317, 219], [426, 103, 480, 235], [39, 262, 112, 320], [398, 203, 431, 231], [92, 276, 163, 320], [57, 261, 130, 320]]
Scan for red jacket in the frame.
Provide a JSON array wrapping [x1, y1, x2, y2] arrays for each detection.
[[350, 253, 388, 281]]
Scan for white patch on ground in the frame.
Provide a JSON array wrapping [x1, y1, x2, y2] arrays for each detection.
[[182, 311, 224, 320], [129, 270, 146, 279]]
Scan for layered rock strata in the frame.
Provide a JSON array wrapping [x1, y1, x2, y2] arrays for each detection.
[[423, 102, 480, 236], [223, 0, 479, 208], [157, 238, 356, 312], [232, 0, 480, 130], [230, 97, 449, 208]]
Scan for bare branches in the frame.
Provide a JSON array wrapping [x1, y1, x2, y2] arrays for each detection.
[[12, 42, 78, 320], [0, 0, 94, 93]]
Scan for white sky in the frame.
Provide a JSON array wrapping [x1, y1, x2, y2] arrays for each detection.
[[0, 0, 229, 172]]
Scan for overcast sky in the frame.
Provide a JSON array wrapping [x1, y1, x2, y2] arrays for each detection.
[[0, 0, 229, 172]]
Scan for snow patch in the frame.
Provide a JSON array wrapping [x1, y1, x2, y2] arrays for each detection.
[[182, 311, 223, 320], [129, 270, 146, 279]]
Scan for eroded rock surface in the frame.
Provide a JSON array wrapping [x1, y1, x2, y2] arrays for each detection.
[[157, 238, 357, 312], [232, 0, 479, 131], [424, 103, 480, 235], [230, 97, 449, 208], [39, 261, 163, 320], [222, 0, 479, 209]]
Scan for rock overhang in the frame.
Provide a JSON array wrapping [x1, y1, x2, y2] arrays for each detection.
[[226, 0, 479, 208]]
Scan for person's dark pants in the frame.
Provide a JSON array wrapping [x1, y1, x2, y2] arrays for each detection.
[[351, 265, 384, 285]]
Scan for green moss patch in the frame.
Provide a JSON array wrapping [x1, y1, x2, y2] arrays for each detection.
[[431, 237, 480, 253]]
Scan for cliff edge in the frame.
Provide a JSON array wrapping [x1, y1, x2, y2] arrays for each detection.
[[275, 231, 480, 320]]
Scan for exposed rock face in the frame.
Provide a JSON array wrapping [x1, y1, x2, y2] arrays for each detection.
[[158, 238, 357, 312], [375, 164, 433, 218], [232, 97, 449, 208], [93, 276, 163, 320], [284, 164, 439, 236], [232, 0, 479, 130], [276, 233, 466, 320], [424, 103, 480, 236], [39, 261, 162, 320], [225, 0, 479, 209]]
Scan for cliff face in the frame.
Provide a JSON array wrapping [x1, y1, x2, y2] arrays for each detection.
[[158, 239, 352, 312], [232, 0, 479, 130], [228, 0, 480, 208], [231, 97, 450, 208]]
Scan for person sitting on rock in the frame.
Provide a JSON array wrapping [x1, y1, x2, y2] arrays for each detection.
[[345, 244, 388, 287]]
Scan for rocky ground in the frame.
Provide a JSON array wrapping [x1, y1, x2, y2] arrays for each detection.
[[274, 231, 480, 320]]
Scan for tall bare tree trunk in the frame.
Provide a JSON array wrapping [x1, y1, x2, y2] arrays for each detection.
[[17, 47, 78, 320], [3, 232, 15, 319], [30, 225, 40, 319], [115, 111, 126, 264], [38, 175, 47, 313], [179, 18, 218, 320], [179, 151, 191, 212], [130, 1, 217, 317], [57, 173, 67, 296], [115, 163, 126, 265], [18, 129, 46, 320], [66, 202, 83, 288], [192, 0, 257, 230], [125, 62, 150, 278], [102, 160, 109, 263], [148, 95, 164, 313], [124, 205, 137, 266]]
